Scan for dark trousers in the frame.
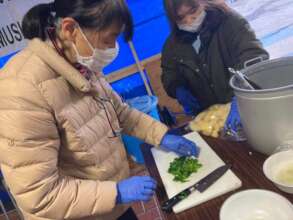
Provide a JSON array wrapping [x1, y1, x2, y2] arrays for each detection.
[[117, 208, 138, 220]]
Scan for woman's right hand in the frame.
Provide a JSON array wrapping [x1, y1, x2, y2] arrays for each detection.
[[116, 176, 157, 204], [176, 87, 201, 116]]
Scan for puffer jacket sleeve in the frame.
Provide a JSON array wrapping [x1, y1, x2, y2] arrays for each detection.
[[0, 78, 117, 219], [98, 78, 168, 147], [161, 36, 186, 98], [224, 11, 269, 70]]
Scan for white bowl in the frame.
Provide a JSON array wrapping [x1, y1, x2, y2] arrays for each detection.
[[263, 150, 293, 194], [220, 189, 293, 220]]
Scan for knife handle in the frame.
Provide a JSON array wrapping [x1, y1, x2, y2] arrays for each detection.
[[161, 189, 191, 212]]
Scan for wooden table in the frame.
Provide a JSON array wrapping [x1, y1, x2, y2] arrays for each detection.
[[141, 130, 293, 220]]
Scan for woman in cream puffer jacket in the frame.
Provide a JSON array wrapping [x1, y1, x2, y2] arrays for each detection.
[[0, 1, 199, 219]]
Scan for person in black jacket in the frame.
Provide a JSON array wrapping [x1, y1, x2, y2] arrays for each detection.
[[161, 0, 269, 131]]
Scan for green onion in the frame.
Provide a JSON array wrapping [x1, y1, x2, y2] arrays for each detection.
[[168, 157, 202, 183]]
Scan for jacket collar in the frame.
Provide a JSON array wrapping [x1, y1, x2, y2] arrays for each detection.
[[27, 38, 91, 93], [201, 7, 225, 35], [199, 7, 226, 46]]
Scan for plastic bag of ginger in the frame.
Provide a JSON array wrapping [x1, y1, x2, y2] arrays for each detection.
[[189, 103, 231, 138]]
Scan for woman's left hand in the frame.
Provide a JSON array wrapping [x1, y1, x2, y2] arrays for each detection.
[[160, 134, 200, 157], [225, 97, 242, 131]]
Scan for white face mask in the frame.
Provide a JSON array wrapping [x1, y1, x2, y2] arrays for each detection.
[[72, 26, 119, 73], [178, 10, 206, 33]]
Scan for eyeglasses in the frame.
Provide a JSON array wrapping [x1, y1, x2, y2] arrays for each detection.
[[93, 96, 122, 138]]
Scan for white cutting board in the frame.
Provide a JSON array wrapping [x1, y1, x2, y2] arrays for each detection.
[[152, 132, 242, 213]]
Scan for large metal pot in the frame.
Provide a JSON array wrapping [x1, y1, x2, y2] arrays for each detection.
[[230, 57, 293, 155]]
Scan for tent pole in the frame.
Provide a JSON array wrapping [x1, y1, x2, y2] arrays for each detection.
[[128, 41, 153, 96]]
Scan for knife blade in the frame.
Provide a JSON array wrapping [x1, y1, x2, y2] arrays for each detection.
[[161, 164, 231, 212]]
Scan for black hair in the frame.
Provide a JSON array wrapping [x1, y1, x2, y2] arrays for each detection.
[[22, 0, 133, 41], [164, 0, 229, 33]]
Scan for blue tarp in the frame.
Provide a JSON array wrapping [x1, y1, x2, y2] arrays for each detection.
[[0, 51, 18, 68]]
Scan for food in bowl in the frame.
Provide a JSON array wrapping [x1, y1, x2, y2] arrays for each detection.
[[263, 150, 293, 194], [275, 162, 293, 185]]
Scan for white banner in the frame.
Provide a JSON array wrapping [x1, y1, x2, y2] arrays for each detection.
[[0, 0, 52, 57]]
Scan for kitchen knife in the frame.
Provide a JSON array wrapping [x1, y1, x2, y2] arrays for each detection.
[[161, 164, 232, 212]]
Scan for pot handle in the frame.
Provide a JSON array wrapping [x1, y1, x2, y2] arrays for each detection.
[[244, 56, 266, 68]]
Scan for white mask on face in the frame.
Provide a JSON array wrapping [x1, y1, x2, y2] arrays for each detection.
[[72, 26, 119, 73], [178, 10, 206, 33]]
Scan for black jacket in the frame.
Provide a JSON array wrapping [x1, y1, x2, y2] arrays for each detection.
[[161, 8, 269, 110]]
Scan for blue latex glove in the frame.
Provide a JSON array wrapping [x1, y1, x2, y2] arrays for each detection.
[[176, 87, 201, 116], [160, 134, 200, 157], [225, 97, 242, 131], [116, 176, 157, 204]]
